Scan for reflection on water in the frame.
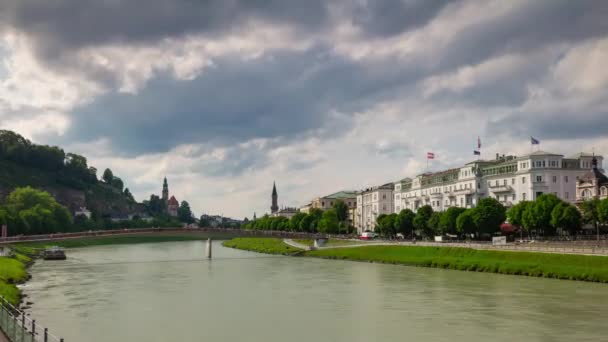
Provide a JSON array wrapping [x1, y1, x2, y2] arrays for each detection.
[[24, 241, 608, 342]]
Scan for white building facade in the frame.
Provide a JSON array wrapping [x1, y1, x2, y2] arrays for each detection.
[[393, 151, 603, 213], [356, 183, 394, 233]]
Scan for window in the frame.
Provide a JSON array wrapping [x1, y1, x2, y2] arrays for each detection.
[[382, 194, 386, 200], [512, 178, 515, 185], [565, 192, 569, 199], [495, 180, 499, 186], [522, 177, 526, 184], [382, 204, 386, 211], [321, 201, 325, 206], [542, 161, 546, 167], [512, 193, 516, 200], [564, 176, 569, 183], [552, 176, 557, 183], [522, 193, 527, 200], [503, 179, 507, 186], [536, 175, 542, 183], [601, 187, 608, 196]]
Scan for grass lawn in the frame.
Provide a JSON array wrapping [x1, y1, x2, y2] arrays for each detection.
[[223, 238, 302, 255], [0, 257, 29, 305], [306, 245, 608, 283]]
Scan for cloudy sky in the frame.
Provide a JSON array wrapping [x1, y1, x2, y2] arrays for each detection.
[[1, 1, 608, 219]]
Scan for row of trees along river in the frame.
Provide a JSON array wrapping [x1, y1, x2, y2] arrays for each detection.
[[244, 195, 608, 240]]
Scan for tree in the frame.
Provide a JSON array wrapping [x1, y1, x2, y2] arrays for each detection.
[[111, 177, 124, 191], [551, 202, 582, 236], [395, 209, 415, 238], [102, 168, 114, 184], [427, 212, 442, 236], [507, 201, 530, 228], [472, 198, 506, 236], [598, 199, 608, 226], [413, 205, 434, 237], [318, 209, 339, 234], [2, 187, 72, 235], [178, 201, 194, 224], [456, 209, 476, 237], [199, 215, 211, 228], [439, 207, 466, 235], [145, 195, 164, 216], [299, 214, 316, 232], [376, 213, 397, 237], [289, 212, 307, 231], [123, 188, 135, 202], [333, 200, 349, 223], [522, 194, 563, 236]]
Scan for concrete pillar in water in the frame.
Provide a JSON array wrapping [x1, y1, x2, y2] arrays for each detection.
[[206, 238, 212, 259]]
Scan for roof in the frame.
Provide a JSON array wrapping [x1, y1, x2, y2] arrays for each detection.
[[522, 150, 563, 157], [322, 191, 358, 199], [168, 196, 179, 206], [578, 168, 608, 185], [568, 152, 597, 159]]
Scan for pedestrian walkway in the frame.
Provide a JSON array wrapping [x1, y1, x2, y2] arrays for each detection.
[[0, 330, 9, 342]]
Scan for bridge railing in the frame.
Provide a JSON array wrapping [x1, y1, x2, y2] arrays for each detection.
[[0, 296, 63, 342]]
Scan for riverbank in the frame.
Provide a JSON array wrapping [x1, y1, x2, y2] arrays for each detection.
[[224, 238, 608, 283], [222, 238, 302, 255]]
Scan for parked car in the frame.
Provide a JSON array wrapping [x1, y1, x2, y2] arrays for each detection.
[[359, 231, 378, 240]]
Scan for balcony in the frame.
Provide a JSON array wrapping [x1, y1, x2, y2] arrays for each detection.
[[453, 188, 475, 195], [430, 192, 443, 198], [488, 184, 513, 193]]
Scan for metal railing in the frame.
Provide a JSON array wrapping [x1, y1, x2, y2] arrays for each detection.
[[0, 297, 63, 342]]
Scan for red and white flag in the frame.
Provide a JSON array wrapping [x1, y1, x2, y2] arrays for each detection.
[[427, 152, 435, 159]]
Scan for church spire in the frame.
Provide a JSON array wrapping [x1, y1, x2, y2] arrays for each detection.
[[162, 177, 169, 201], [271, 182, 278, 214]]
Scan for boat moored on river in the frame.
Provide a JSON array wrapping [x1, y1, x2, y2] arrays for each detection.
[[42, 246, 66, 260]]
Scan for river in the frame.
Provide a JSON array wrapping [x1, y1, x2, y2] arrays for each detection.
[[22, 241, 608, 342]]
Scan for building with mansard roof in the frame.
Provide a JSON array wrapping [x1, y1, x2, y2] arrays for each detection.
[[168, 195, 179, 217], [576, 156, 608, 202]]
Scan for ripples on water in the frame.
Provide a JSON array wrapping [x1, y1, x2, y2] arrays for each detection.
[[23, 241, 608, 342]]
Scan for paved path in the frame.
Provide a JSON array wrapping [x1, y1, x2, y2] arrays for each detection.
[[0, 330, 9, 342], [283, 238, 608, 256]]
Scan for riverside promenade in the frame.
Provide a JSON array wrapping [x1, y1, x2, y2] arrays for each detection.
[[284, 238, 608, 256]]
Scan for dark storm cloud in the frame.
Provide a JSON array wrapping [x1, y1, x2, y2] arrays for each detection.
[[352, 0, 452, 37], [55, 48, 411, 155], [0, 0, 331, 51]]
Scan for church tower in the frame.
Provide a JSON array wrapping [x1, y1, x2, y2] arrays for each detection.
[[271, 182, 278, 214], [162, 177, 169, 202]]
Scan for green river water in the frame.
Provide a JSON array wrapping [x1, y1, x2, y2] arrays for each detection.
[[22, 241, 608, 341]]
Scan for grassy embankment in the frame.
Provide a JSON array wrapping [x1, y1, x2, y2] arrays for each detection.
[[223, 238, 302, 255], [0, 254, 31, 305], [223, 238, 608, 283]]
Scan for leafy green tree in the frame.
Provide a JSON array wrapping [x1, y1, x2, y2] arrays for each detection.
[[439, 207, 466, 235], [299, 214, 316, 232], [413, 205, 434, 237], [145, 194, 164, 216], [318, 209, 339, 234], [178, 201, 194, 224], [123, 188, 135, 202], [111, 177, 124, 191], [2, 187, 72, 235], [289, 212, 307, 231], [507, 201, 530, 229], [598, 199, 608, 226], [199, 215, 211, 228], [456, 209, 476, 237], [333, 200, 349, 223], [472, 198, 506, 236], [376, 213, 397, 237], [428, 212, 442, 236], [551, 202, 582, 236], [395, 209, 415, 237], [522, 194, 562, 236], [309, 208, 324, 220], [102, 168, 114, 184]]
